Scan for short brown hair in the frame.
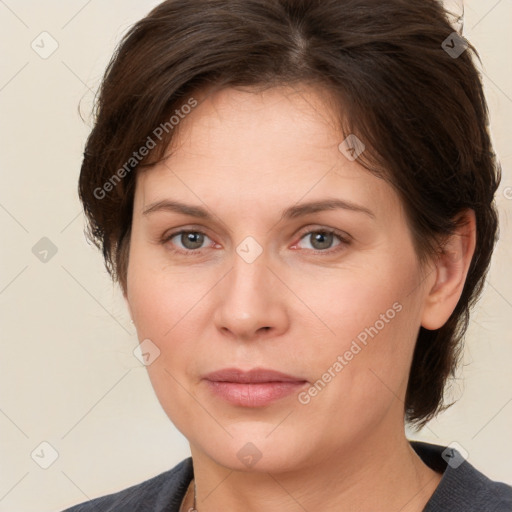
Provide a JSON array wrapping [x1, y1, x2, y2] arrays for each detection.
[[79, 0, 501, 428]]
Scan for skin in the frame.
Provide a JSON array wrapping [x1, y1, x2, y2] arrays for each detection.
[[124, 84, 476, 512]]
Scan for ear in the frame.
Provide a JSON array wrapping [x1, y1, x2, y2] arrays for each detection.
[[421, 209, 476, 330]]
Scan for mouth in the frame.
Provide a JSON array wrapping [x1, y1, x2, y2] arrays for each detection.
[[202, 367, 308, 407]]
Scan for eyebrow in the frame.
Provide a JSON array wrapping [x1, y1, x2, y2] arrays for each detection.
[[142, 198, 375, 221]]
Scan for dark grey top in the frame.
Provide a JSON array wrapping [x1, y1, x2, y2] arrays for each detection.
[[61, 441, 512, 511]]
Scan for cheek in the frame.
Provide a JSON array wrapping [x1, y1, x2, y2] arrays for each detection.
[[299, 261, 415, 344], [299, 260, 421, 395], [127, 256, 207, 433], [127, 244, 203, 338]]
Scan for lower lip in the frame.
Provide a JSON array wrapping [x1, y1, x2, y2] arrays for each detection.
[[204, 380, 308, 407]]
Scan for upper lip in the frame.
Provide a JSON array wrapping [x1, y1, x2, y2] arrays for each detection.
[[203, 367, 307, 383]]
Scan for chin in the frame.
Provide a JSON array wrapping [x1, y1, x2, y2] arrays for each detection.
[[193, 426, 315, 473]]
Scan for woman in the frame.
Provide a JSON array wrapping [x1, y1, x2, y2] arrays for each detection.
[[63, 0, 512, 510]]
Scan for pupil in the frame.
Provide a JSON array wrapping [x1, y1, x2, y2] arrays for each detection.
[[184, 232, 203, 249], [313, 232, 332, 250]]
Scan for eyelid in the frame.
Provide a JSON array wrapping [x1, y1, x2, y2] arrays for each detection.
[[295, 225, 352, 243], [161, 227, 215, 251], [291, 226, 352, 254]]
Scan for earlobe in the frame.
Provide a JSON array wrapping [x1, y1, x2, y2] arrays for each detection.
[[421, 209, 476, 331]]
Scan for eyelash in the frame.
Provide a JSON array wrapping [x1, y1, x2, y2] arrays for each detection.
[[161, 227, 351, 256]]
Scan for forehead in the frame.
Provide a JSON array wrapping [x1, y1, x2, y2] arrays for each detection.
[[134, 85, 401, 223], [176, 83, 343, 156]]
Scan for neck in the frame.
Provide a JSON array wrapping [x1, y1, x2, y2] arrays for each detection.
[[187, 428, 442, 512]]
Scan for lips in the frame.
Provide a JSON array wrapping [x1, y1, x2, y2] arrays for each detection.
[[203, 367, 306, 384], [202, 367, 308, 407]]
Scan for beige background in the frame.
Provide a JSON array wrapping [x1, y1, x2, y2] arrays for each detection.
[[0, 1, 511, 511]]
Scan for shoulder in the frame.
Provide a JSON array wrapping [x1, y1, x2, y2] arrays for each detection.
[[410, 440, 512, 511], [60, 457, 193, 512]]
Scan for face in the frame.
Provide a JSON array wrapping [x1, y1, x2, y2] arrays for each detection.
[[125, 84, 433, 473]]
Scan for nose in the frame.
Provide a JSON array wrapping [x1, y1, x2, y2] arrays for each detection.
[[213, 248, 290, 342]]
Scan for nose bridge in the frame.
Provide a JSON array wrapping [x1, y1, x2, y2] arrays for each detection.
[[226, 241, 271, 313], [214, 237, 287, 338]]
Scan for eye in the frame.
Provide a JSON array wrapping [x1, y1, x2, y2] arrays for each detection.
[[162, 227, 351, 256], [293, 228, 350, 254], [163, 230, 214, 255]]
